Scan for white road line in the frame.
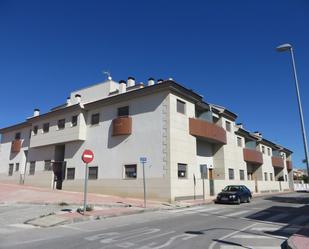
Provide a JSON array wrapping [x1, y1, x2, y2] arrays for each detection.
[[231, 234, 274, 239], [169, 206, 219, 213], [290, 215, 309, 225], [226, 210, 251, 217], [208, 223, 258, 249], [220, 246, 281, 249], [250, 226, 280, 232], [137, 231, 176, 243], [267, 213, 289, 222]]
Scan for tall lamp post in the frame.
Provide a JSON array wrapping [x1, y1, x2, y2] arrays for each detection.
[[276, 43, 309, 176]]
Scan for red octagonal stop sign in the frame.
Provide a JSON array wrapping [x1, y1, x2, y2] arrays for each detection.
[[82, 149, 94, 164]]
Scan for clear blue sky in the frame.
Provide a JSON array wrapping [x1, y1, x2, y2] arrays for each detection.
[[0, 0, 308, 168]]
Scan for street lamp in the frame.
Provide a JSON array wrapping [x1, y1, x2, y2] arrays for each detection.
[[276, 43, 309, 175]]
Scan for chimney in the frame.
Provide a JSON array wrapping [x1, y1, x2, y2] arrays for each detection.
[[127, 77, 135, 87], [33, 108, 40, 117], [148, 78, 155, 86], [236, 123, 243, 129], [119, 80, 127, 93], [75, 94, 81, 104], [253, 131, 262, 137], [157, 79, 163, 84], [66, 97, 71, 106]]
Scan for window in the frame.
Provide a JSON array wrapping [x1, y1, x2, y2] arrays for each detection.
[[15, 163, 19, 172], [29, 161, 36, 175], [118, 106, 129, 117], [33, 126, 38, 135], [228, 168, 234, 180], [264, 172, 268, 181], [124, 164, 137, 179], [71, 115, 78, 127], [262, 146, 265, 154], [43, 123, 49, 133], [178, 163, 187, 178], [267, 148, 271, 156], [88, 166, 98, 179], [237, 137, 242, 147], [44, 160, 52, 171], [15, 132, 21, 139], [67, 168, 75, 180], [225, 121, 231, 132], [57, 119, 65, 130], [239, 170, 245, 180], [200, 164, 208, 179], [8, 164, 14, 176], [270, 173, 273, 181], [285, 174, 288, 182], [91, 113, 100, 125], [176, 99, 185, 114]]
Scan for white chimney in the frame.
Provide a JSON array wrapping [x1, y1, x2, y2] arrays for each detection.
[[75, 94, 81, 104], [33, 108, 40, 117], [119, 80, 127, 93], [236, 123, 243, 129], [148, 78, 155, 86], [157, 79, 163, 84], [66, 97, 71, 106], [127, 77, 135, 87]]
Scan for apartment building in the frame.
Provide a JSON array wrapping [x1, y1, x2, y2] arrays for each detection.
[[0, 77, 293, 202]]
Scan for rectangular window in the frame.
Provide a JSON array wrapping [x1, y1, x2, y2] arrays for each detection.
[[71, 115, 78, 127], [29, 161, 36, 175], [176, 99, 185, 114], [178, 163, 187, 178], [228, 168, 234, 180], [237, 137, 242, 147], [124, 164, 137, 179], [8, 164, 14, 176], [267, 148, 271, 156], [200, 164, 208, 179], [264, 172, 268, 181], [67, 168, 75, 180], [239, 170, 245, 180], [225, 121, 231, 132], [91, 113, 100, 125], [44, 160, 52, 171], [285, 174, 288, 182], [270, 173, 273, 181], [88, 166, 98, 179], [43, 123, 49, 133], [15, 163, 19, 172], [15, 132, 21, 140], [33, 125, 38, 135], [262, 146, 265, 154], [57, 119, 65, 130], [118, 106, 129, 117]]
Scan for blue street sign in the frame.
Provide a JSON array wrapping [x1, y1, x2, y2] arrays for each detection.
[[140, 157, 147, 163]]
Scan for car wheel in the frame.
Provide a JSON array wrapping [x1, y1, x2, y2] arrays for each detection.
[[236, 197, 241, 205], [247, 196, 251, 203]]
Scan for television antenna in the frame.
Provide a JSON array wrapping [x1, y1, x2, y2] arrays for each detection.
[[102, 71, 112, 81]]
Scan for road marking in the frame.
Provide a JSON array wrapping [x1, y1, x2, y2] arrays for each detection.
[[220, 246, 281, 249], [267, 213, 289, 222], [226, 210, 251, 217], [137, 231, 176, 243], [208, 223, 258, 249], [8, 223, 36, 229], [169, 206, 218, 213], [250, 226, 280, 232], [290, 215, 309, 225], [231, 234, 274, 239]]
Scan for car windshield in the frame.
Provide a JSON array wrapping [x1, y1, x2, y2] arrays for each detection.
[[223, 186, 240, 192]]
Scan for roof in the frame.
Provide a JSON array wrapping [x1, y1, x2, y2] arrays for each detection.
[[0, 121, 30, 133], [210, 104, 238, 121]]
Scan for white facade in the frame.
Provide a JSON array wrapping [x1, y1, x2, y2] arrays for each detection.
[[0, 78, 294, 202]]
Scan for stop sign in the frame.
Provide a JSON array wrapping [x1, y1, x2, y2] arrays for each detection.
[[82, 149, 94, 164]]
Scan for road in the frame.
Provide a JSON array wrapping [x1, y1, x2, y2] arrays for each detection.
[[0, 192, 308, 249]]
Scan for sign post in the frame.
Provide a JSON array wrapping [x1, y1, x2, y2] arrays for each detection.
[[200, 165, 207, 201], [82, 149, 94, 215], [140, 157, 147, 208]]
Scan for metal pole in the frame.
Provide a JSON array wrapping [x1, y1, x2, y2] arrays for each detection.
[[202, 178, 205, 201], [83, 163, 88, 215], [289, 48, 309, 175], [142, 162, 146, 208]]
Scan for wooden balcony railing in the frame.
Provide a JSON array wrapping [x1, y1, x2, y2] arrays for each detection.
[[243, 148, 263, 165], [272, 156, 284, 168]]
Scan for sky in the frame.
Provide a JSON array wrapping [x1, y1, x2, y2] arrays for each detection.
[[0, 0, 308, 168]]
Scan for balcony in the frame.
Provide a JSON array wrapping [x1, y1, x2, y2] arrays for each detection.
[[112, 117, 132, 136], [11, 139, 22, 153], [243, 148, 263, 165], [286, 160, 293, 171], [189, 118, 227, 144], [272, 156, 284, 168]]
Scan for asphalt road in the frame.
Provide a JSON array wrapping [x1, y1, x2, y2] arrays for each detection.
[[1, 192, 309, 249]]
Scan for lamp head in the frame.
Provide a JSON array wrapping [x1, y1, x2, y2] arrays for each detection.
[[276, 43, 292, 52]]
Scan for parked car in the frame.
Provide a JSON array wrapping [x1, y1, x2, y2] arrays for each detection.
[[215, 185, 252, 204]]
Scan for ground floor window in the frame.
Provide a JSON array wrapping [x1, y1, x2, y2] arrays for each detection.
[[270, 173, 273, 181], [178, 163, 187, 178], [228, 168, 234, 180], [124, 164, 137, 179], [285, 174, 288, 182], [239, 170, 245, 180], [67, 168, 75, 180], [8, 164, 14, 176], [264, 172, 268, 181], [44, 160, 52, 171], [200, 164, 208, 179], [88, 166, 98, 180], [29, 161, 36, 175], [15, 163, 19, 172]]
